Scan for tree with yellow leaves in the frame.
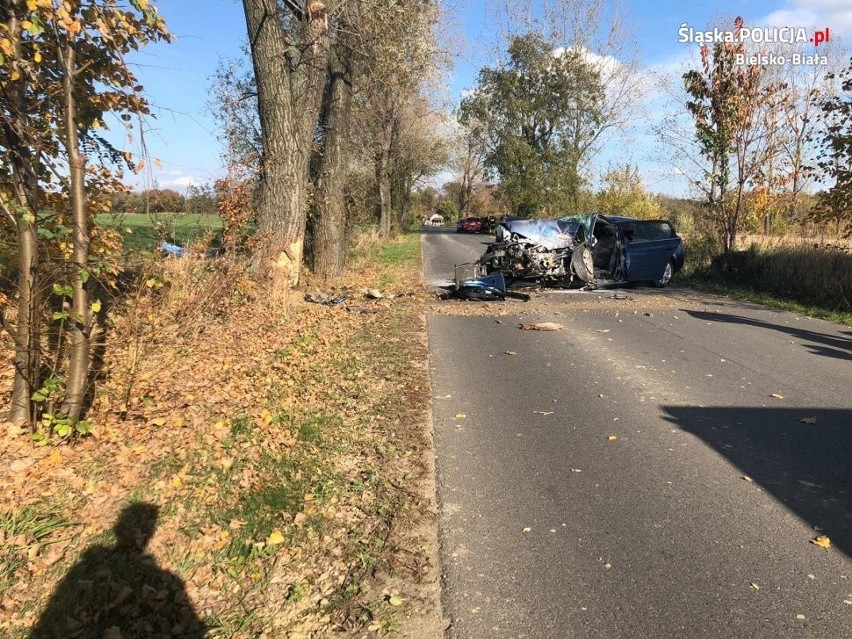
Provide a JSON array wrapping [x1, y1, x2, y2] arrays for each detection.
[[0, 0, 170, 432]]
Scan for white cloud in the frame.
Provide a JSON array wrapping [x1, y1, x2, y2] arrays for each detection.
[[580, 2, 852, 200], [140, 171, 204, 190], [163, 175, 200, 189], [553, 46, 624, 82], [762, 0, 852, 38], [425, 169, 454, 191], [647, 46, 701, 78]]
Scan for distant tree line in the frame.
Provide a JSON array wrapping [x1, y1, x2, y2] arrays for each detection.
[[109, 183, 216, 215]]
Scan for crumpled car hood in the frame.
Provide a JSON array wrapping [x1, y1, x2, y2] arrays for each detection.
[[501, 214, 596, 250]]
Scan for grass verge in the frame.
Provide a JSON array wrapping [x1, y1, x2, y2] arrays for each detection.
[[680, 278, 852, 326]]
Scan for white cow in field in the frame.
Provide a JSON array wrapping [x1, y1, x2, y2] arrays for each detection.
[[428, 213, 444, 226]]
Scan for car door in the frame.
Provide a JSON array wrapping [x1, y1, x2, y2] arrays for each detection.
[[625, 221, 680, 282]]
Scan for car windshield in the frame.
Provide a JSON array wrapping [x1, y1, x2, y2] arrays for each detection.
[[554, 213, 596, 238]]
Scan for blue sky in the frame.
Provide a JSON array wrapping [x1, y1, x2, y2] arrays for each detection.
[[120, 0, 851, 196]]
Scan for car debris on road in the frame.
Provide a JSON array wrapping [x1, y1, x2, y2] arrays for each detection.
[[446, 268, 531, 302], [305, 288, 404, 310]]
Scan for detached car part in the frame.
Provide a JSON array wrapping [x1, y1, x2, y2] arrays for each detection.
[[452, 266, 530, 301]]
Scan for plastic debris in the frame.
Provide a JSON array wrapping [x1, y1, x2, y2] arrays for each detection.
[[304, 291, 350, 306], [519, 322, 563, 331], [160, 241, 188, 257], [451, 270, 530, 302]]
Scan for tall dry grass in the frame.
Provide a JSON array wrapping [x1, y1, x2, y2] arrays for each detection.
[[706, 242, 851, 311], [738, 232, 852, 252]]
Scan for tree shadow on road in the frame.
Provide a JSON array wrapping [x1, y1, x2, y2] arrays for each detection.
[[683, 309, 852, 361], [661, 406, 852, 559], [29, 503, 206, 639]]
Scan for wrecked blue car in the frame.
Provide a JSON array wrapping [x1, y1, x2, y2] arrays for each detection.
[[477, 213, 685, 288]]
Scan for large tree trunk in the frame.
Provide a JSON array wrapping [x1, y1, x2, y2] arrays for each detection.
[[313, 28, 353, 279], [398, 180, 413, 230], [242, 0, 330, 287], [60, 44, 91, 422], [393, 168, 418, 232], [377, 134, 393, 237]]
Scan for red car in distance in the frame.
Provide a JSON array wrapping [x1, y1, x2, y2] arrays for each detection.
[[456, 217, 482, 233]]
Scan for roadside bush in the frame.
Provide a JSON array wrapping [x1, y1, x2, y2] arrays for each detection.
[[707, 244, 851, 311], [657, 196, 704, 236], [681, 234, 723, 278], [435, 199, 459, 222]]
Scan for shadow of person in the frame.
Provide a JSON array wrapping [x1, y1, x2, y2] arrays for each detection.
[[30, 503, 206, 639]]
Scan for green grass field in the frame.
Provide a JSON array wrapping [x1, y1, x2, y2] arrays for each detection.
[[96, 213, 223, 252]]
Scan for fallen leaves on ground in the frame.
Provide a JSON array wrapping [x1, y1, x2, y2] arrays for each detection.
[[799, 417, 818, 425], [810, 535, 832, 549], [267, 530, 285, 546], [770, 393, 785, 400], [0, 236, 437, 637], [607, 435, 618, 441]]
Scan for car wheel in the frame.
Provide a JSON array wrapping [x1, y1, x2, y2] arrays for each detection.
[[571, 245, 594, 283], [652, 260, 674, 288]]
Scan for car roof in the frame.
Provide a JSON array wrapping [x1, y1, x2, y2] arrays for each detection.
[[599, 214, 635, 224], [599, 214, 674, 225]]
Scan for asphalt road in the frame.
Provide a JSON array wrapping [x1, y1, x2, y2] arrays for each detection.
[[422, 227, 852, 638]]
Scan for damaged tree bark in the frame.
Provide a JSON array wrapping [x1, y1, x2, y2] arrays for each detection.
[[242, 0, 331, 287]]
